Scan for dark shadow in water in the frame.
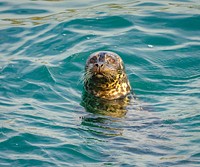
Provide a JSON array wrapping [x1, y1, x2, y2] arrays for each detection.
[[80, 91, 142, 137], [80, 114, 124, 137], [81, 91, 132, 118]]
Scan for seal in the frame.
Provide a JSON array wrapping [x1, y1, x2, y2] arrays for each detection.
[[81, 51, 142, 117], [83, 51, 131, 100]]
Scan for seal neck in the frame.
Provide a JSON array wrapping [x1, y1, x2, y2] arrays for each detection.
[[84, 73, 131, 100]]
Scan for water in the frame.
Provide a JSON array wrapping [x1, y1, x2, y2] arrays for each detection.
[[0, 0, 200, 166]]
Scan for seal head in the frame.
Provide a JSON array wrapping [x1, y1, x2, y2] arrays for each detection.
[[84, 51, 131, 100]]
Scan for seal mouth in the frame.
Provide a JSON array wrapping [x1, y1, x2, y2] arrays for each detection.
[[96, 73, 104, 78], [93, 72, 107, 80]]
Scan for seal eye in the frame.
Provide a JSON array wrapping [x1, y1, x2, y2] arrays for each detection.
[[110, 58, 115, 64], [89, 57, 97, 64], [107, 57, 116, 64]]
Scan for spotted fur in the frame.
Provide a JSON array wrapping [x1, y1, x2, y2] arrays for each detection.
[[84, 51, 131, 100]]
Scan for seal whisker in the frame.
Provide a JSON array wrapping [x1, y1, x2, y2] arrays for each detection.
[[83, 71, 93, 83]]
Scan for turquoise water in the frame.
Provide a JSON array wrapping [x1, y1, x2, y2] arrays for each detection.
[[0, 0, 200, 166]]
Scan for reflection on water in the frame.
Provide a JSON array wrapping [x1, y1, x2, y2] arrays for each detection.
[[80, 91, 130, 137], [81, 91, 144, 137], [81, 91, 131, 118], [81, 114, 124, 137], [2, 1, 200, 27]]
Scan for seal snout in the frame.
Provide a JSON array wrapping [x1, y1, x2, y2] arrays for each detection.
[[93, 62, 104, 74]]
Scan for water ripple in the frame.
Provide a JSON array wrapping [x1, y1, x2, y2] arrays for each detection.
[[0, 0, 200, 166]]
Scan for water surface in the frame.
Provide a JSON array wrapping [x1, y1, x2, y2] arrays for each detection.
[[0, 0, 200, 166]]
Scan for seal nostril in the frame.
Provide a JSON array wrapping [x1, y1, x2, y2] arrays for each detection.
[[95, 63, 98, 67]]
